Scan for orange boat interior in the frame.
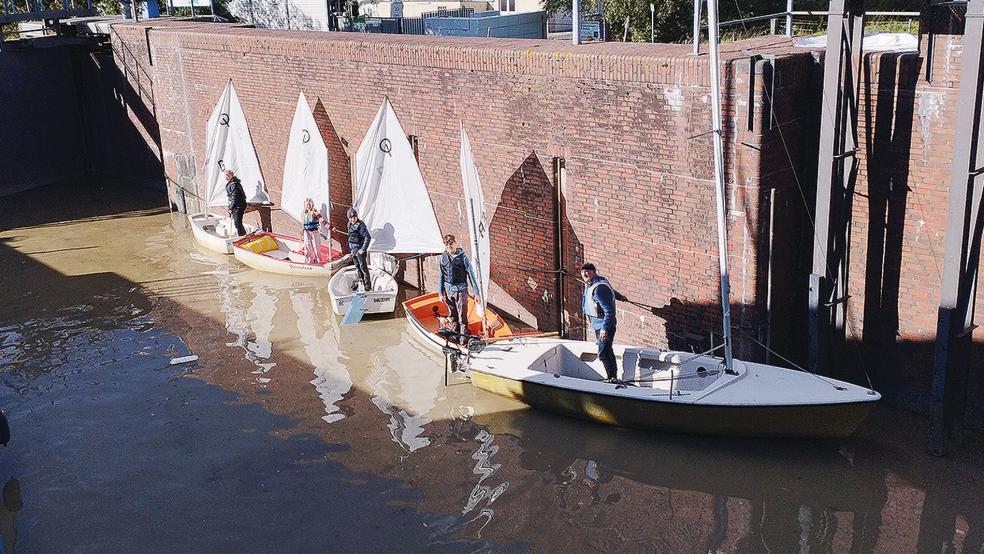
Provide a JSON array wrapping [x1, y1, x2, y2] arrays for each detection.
[[403, 292, 513, 339]]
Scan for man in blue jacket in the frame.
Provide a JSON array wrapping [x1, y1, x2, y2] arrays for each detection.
[[580, 262, 628, 382], [346, 208, 372, 291], [439, 234, 480, 345]]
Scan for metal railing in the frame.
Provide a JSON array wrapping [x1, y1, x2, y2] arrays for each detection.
[[691, 1, 921, 54]]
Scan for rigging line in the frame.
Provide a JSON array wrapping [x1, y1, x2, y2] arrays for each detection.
[[904, 187, 945, 281], [761, 82, 874, 385], [731, 0, 749, 32], [735, 326, 874, 391]]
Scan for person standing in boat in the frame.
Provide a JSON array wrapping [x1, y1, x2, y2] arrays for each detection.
[[346, 208, 372, 291], [439, 234, 480, 346], [580, 262, 628, 383], [225, 169, 248, 236], [301, 197, 326, 264]]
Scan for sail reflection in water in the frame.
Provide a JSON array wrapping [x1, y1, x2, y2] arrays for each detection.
[[213, 269, 277, 380], [288, 289, 352, 423], [365, 344, 444, 453]]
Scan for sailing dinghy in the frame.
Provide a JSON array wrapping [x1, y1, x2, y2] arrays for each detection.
[[463, 338, 878, 438], [232, 92, 348, 277], [328, 98, 444, 321], [436, 13, 880, 437], [189, 80, 271, 254], [403, 124, 517, 343]]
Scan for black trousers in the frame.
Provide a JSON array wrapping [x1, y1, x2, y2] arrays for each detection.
[[446, 289, 470, 345], [230, 205, 247, 236], [353, 250, 371, 288]]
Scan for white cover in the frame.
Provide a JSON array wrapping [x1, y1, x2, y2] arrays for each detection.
[[202, 80, 271, 208], [794, 32, 917, 52], [459, 125, 491, 318], [354, 98, 444, 254], [281, 92, 330, 225]]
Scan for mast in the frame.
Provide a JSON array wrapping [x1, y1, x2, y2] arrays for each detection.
[[468, 197, 489, 337], [706, 0, 736, 373]]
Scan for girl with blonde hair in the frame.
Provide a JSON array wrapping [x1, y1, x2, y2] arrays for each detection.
[[301, 197, 325, 264]]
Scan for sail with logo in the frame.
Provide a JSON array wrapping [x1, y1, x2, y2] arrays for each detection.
[[329, 97, 440, 322], [232, 92, 348, 277], [188, 80, 271, 254]]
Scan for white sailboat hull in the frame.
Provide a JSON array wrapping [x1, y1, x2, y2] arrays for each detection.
[[327, 266, 398, 315], [463, 338, 880, 438], [188, 212, 255, 254], [232, 232, 349, 277]]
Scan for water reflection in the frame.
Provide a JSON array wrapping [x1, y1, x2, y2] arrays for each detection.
[[0, 478, 22, 554], [288, 289, 351, 424], [365, 348, 435, 453], [6, 204, 981, 553], [213, 269, 277, 381]]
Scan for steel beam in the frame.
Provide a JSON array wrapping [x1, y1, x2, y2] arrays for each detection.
[[929, 0, 984, 456], [809, 0, 864, 373]]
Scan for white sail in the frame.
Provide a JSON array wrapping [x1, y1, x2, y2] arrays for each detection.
[[202, 80, 271, 208], [280, 92, 330, 225], [459, 125, 491, 317], [354, 98, 444, 254]]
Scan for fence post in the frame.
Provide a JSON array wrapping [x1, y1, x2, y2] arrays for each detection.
[[785, 0, 793, 36]]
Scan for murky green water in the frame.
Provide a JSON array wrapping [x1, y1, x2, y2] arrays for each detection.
[[0, 184, 982, 553]]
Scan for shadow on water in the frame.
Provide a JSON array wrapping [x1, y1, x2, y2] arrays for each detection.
[[1, 181, 983, 552]]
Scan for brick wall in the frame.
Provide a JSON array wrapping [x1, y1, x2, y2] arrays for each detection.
[[838, 26, 984, 426], [109, 22, 813, 360]]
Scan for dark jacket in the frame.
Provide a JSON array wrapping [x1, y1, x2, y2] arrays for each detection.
[[439, 248, 479, 296], [226, 177, 247, 208], [347, 220, 372, 252]]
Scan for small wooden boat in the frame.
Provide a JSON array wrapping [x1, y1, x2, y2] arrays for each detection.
[[403, 292, 513, 351], [463, 337, 880, 439], [232, 232, 348, 277], [188, 212, 255, 254], [328, 255, 399, 316]]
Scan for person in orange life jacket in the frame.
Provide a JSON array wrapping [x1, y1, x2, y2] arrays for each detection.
[[580, 262, 629, 382], [225, 169, 248, 236], [346, 208, 372, 291], [439, 234, 480, 346]]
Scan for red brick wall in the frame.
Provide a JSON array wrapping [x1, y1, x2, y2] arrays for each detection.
[[840, 29, 984, 425], [110, 21, 817, 360]]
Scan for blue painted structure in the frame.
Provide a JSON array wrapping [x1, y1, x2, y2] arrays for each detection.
[[424, 10, 546, 39]]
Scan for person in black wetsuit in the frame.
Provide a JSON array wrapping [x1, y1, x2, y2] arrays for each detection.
[[225, 169, 248, 236]]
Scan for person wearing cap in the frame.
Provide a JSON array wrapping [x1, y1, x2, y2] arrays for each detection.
[[346, 208, 372, 291], [439, 234, 480, 346], [580, 262, 628, 383]]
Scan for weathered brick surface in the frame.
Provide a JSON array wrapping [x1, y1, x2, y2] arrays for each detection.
[[842, 44, 984, 425], [111, 22, 812, 358]]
